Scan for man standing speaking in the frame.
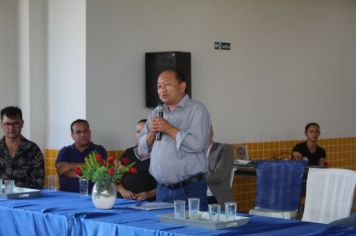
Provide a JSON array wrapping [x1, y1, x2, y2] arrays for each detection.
[[139, 69, 211, 209]]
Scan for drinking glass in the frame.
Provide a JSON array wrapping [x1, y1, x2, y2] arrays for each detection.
[[4, 180, 14, 193], [174, 200, 186, 219], [188, 198, 200, 219], [79, 178, 89, 196], [47, 175, 56, 191], [208, 204, 221, 221], [224, 202, 237, 220]]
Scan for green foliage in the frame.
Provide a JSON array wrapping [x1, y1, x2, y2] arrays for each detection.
[[80, 151, 135, 193]]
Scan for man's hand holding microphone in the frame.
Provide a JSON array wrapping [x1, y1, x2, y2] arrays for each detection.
[[146, 105, 179, 147]]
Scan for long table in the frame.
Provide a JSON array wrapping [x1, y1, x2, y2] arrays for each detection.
[[0, 191, 355, 236]]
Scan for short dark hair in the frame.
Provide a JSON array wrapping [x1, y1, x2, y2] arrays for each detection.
[[70, 119, 90, 133], [305, 122, 320, 133], [1, 106, 23, 121], [137, 119, 147, 124], [159, 68, 186, 83]]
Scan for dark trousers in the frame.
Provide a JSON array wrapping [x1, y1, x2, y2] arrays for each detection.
[[207, 195, 218, 204], [157, 180, 208, 210]]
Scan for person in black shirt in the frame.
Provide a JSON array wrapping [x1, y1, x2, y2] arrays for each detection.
[[117, 119, 156, 201], [292, 122, 326, 167]]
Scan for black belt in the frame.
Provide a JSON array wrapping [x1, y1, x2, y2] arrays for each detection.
[[163, 173, 204, 190]]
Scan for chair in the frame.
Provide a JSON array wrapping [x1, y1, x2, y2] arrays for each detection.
[[302, 168, 356, 224], [249, 160, 306, 219]]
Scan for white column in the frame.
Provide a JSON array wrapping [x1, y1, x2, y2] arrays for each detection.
[[47, 0, 86, 148], [0, 0, 19, 122], [29, 0, 47, 149], [18, 0, 47, 149], [18, 0, 30, 137]]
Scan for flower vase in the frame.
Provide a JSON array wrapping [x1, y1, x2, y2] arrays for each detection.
[[91, 182, 117, 209]]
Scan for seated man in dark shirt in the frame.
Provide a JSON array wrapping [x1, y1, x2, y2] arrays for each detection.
[[0, 106, 44, 189], [117, 119, 156, 201], [292, 122, 326, 167], [56, 119, 107, 193]]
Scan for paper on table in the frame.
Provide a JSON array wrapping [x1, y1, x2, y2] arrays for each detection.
[[129, 202, 174, 211], [0, 187, 41, 199]]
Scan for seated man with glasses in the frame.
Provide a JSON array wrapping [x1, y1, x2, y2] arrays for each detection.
[[0, 106, 45, 189]]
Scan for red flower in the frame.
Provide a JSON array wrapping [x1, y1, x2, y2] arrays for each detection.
[[129, 167, 137, 174], [108, 168, 115, 175], [74, 167, 82, 176], [107, 156, 115, 165], [120, 158, 130, 165], [99, 159, 105, 166], [96, 153, 103, 161]]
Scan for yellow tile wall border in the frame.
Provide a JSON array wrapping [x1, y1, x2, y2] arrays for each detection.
[[44, 136, 356, 212], [44, 149, 59, 187]]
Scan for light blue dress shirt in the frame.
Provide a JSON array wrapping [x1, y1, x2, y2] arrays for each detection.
[[138, 95, 211, 185]]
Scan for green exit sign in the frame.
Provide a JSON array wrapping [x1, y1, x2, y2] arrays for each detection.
[[214, 42, 231, 50]]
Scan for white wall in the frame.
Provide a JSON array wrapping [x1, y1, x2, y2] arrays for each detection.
[[0, 0, 19, 127], [2, 0, 355, 150], [86, 0, 356, 149], [47, 0, 86, 148], [28, 0, 47, 149]]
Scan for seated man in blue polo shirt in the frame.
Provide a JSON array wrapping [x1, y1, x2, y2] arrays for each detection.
[[56, 119, 107, 193]]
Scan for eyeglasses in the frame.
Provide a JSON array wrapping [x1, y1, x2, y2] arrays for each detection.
[[1, 121, 22, 128]]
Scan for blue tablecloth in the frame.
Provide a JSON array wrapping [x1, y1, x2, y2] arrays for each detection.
[[0, 191, 355, 236]]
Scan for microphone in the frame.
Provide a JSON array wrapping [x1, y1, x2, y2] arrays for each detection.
[[155, 105, 164, 141]]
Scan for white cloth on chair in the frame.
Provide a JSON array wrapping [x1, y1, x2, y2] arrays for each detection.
[[302, 168, 356, 224]]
